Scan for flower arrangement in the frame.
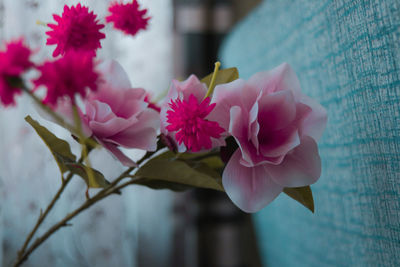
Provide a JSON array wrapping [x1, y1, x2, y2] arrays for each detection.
[[1, 1, 327, 266]]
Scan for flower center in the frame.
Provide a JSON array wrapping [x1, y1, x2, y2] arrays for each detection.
[[166, 94, 224, 152]]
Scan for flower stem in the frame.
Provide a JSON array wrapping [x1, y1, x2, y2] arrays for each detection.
[[16, 156, 84, 261], [205, 61, 221, 98], [72, 105, 96, 189], [13, 151, 155, 267]]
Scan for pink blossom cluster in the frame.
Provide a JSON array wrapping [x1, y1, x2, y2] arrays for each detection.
[[0, 2, 327, 213]]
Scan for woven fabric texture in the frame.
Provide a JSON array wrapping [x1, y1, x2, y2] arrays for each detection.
[[220, 1, 400, 266]]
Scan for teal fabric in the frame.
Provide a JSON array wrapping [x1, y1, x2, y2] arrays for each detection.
[[220, 1, 400, 266]]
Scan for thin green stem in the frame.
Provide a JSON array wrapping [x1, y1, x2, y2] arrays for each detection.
[[13, 151, 155, 266], [16, 156, 84, 260], [204, 61, 221, 98]]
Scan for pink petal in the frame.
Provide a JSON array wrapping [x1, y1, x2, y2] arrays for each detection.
[[98, 60, 132, 90], [223, 150, 283, 213], [91, 101, 115, 123], [105, 109, 159, 151], [229, 106, 279, 166], [176, 74, 208, 101], [105, 127, 158, 151], [300, 95, 328, 141], [210, 79, 259, 131], [266, 136, 321, 187], [257, 90, 296, 131], [100, 141, 138, 167], [259, 125, 300, 158], [247, 62, 302, 100], [89, 116, 137, 137], [114, 88, 148, 118]]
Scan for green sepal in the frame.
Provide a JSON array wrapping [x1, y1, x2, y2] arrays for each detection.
[[200, 67, 239, 88], [283, 186, 315, 213]]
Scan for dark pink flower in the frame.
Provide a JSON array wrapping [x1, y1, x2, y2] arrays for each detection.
[[160, 75, 226, 152], [166, 95, 224, 152], [34, 51, 99, 106], [106, 1, 150, 36], [0, 39, 33, 106], [211, 63, 327, 212], [46, 4, 105, 57]]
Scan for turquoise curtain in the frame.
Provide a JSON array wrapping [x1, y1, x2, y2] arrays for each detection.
[[220, 1, 400, 266]]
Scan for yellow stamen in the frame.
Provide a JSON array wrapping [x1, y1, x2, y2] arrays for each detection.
[[36, 20, 47, 27], [205, 61, 221, 98]]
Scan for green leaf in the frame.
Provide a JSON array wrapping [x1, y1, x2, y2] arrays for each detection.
[[25, 115, 76, 174], [177, 152, 224, 170], [134, 151, 224, 192], [283, 186, 315, 213], [54, 152, 110, 188], [201, 67, 239, 88]]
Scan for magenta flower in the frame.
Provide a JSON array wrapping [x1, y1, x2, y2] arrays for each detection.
[[46, 4, 105, 57], [0, 39, 33, 106], [106, 0, 150, 37], [34, 51, 99, 106], [211, 63, 327, 212], [161, 75, 225, 152], [166, 94, 224, 152], [80, 60, 159, 166]]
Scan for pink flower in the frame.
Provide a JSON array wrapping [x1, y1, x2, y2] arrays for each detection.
[[34, 51, 99, 106], [211, 63, 327, 212], [46, 4, 105, 57], [166, 95, 224, 152], [160, 75, 225, 152], [81, 60, 159, 166], [106, 0, 150, 37], [0, 39, 33, 106]]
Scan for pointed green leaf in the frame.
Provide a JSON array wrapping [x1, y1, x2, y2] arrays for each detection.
[[53, 152, 109, 188], [133, 178, 192, 192], [25, 115, 76, 174], [201, 67, 239, 88], [283, 186, 315, 213], [177, 152, 224, 170], [134, 151, 224, 191]]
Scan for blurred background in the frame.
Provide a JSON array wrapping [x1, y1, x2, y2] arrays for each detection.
[[1, 0, 400, 267]]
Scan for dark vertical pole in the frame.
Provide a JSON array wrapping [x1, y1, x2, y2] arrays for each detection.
[[172, 1, 263, 267]]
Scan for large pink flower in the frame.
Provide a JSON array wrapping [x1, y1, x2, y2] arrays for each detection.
[[160, 75, 225, 152], [211, 63, 327, 212], [80, 60, 159, 166], [0, 39, 33, 106], [46, 4, 105, 57]]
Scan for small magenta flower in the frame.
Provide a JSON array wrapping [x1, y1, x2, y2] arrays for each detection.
[[0, 39, 33, 106], [46, 4, 105, 57], [34, 51, 99, 106], [166, 94, 224, 152], [106, 0, 150, 37], [160, 75, 226, 152]]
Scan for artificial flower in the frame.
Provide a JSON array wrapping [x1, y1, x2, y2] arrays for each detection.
[[34, 51, 99, 106], [106, 0, 150, 37], [160, 75, 225, 152], [211, 63, 327, 212], [81, 60, 160, 166], [0, 39, 33, 106], [46, 4, 105, 57]]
